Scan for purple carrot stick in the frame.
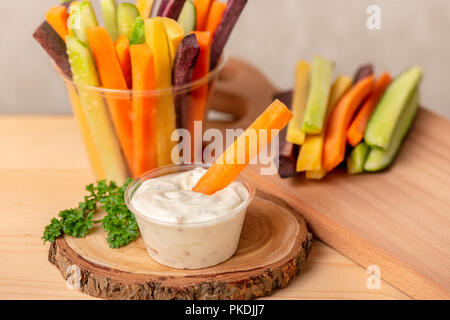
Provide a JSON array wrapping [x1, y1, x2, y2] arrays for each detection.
[[157, 0, 170, 16], [33, 21, 72, 79], [173, 34, 201, 129], [273, 90, 298, 179], [210, 0, 248, 70], [162, 0, 186, 20], [353, 64, 374, 84]]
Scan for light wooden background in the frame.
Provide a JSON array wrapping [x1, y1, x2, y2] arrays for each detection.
[[0, 116, 409, 300], [1, 0, 449, 118]]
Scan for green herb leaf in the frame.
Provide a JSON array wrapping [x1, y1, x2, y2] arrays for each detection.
[[59, 208, 93, 238], [42, 178, 138, 248], [42, 218, 63, 243]]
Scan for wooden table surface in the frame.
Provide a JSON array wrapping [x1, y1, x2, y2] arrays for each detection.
[[0, 116, 410, 300]]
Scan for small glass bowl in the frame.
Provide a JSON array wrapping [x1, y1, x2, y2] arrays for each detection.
[[56, 55, 228, 182], [124, 164, 255, 270]]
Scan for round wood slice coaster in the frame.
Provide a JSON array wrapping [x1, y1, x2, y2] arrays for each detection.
[[49, 192, 312, 300]]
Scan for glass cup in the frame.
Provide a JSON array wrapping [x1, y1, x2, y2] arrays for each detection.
[[124, 164, 255, 270], [57, 55, 227, 183]]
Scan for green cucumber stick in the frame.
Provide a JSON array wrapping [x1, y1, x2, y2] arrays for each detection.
[[364, 89, 419, 172], [301, 56, 334, 134], [68, 1, 98, 43], [65, 36, 128, 184], [178, 0, 196, 34], [100, 0, 119, 41], [130, 16, 146, 45], [347, 142, 370, 175], [117, 3, 140, 38], [365, 66, 422, 150]]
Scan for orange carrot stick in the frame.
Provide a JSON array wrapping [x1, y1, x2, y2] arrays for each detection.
[[115, 35, 133, 89], [322, 75, 375, 172], [205, 1, 227, 35], [194, 0, 213, 30], [46, 6, 69, 40], [347, 72, 392, 147], [193, 100, 293, 195], [186, 31, 212, 151], [130, 44, 158, 176], [86, 27, 134, 174]]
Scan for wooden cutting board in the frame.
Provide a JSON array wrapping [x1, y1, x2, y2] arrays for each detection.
[[208, 59, 450, 300], [50, 193, 312, 300]]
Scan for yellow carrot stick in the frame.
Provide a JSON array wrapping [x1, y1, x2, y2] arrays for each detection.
[[300, 75, 352, 175], [145, 17, 178, 166], [137, 0, 154, 19], [162, 17, 185, 64], [286, 61, 310, 145], [305, 169, 327, 180]]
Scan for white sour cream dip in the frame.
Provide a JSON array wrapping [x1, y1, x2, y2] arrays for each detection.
[[128, 167, 253, 269], [131, 168, 249, 225]]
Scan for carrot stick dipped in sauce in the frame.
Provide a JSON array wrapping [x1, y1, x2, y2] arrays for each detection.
[[193, 100, 293, 195]]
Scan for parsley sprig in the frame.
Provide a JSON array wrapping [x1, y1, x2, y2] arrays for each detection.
[[43, 179, 139, 248]]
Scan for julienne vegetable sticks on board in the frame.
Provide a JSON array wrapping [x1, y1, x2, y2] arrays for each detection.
[[298, 75, 353, 174], [277, 57, 422, 180], [34, 0, 247, 178]]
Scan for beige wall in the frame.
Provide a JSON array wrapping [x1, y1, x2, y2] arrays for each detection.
[[1, 0, 449, 118]]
